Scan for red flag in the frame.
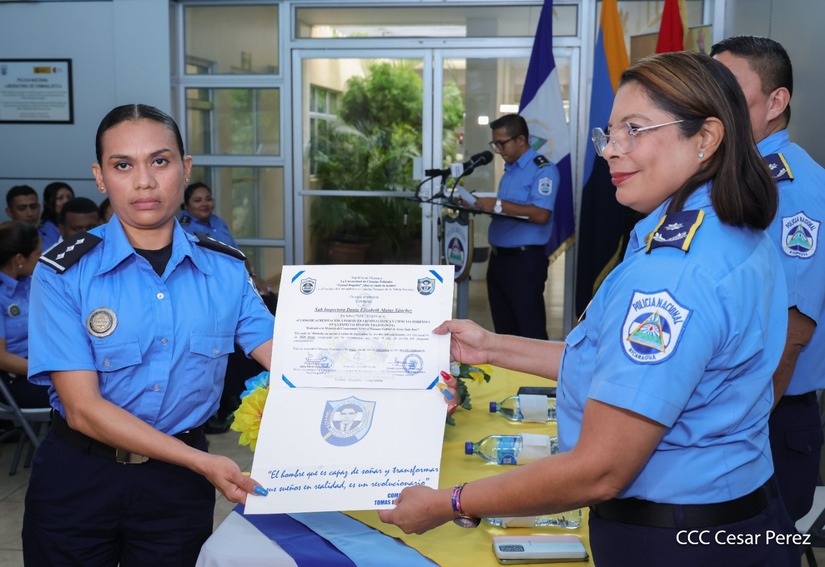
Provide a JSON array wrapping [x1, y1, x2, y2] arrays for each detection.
[[655, 0, 686, 53]]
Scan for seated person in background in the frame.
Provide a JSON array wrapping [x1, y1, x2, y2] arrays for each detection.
[[5, 185, 40, 227], [98, 197, 114, 223], [59, 197, 100, 240], [179, 181, 275, 433], [0, 221, 49, 408], [179, 182, 236, 245], [39, 182, 75, 250]]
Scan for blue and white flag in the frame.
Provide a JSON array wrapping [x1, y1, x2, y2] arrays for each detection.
[[519, 0, 574, 261], [575, 0, 635, 317]]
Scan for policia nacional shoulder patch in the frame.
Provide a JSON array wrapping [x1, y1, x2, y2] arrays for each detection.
[[193, 232, 246, 261], [646, 210, 704, 254], [39, 232, 102, 274]]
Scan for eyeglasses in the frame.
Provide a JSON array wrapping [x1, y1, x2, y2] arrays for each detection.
[[591, 120, 685, 157], [488, 136, 517, 151]]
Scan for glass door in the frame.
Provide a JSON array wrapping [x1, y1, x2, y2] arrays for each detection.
[[292, 47, 574, 337], [293, 50, 433, 265]]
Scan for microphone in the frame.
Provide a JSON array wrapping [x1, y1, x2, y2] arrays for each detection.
[[425, 151, 493, 178]]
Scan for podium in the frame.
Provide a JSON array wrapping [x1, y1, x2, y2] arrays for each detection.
[[412, 183, 530, 318]]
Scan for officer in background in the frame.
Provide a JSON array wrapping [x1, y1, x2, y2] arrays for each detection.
[[23, 104, 274, 566], [4, 185, 40, 226], [58, 196, 100, 240], [473, 114, 559, 340], [179, 181, 236, 246], [713, 36, 825, 524]]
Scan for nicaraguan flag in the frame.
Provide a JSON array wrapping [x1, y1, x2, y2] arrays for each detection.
[[518, 0, 573, 261], [575, 0, 639, 317]]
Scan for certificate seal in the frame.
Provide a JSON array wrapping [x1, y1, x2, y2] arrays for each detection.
[[320, 396, 376, 447], [402, 353, 423, 375], [300, 277, 316, 294], [86, 307, 117, 338]]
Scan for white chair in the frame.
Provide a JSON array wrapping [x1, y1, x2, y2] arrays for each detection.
[[0, 378, 51, 475]]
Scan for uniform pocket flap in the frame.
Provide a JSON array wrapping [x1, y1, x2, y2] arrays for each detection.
[[94, 339, 143, 371], [190, 332, 234, 359]]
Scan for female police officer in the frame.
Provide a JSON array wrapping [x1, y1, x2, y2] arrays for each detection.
[[23, 104, 275, 566], [0, 221, 48, 408], [379, 52, 799, 566]]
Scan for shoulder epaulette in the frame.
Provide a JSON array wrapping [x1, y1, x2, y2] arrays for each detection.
[[533, 154, 550, 167], [38, 232, 102, 274], [763, 153, 794, 183], [645, 210, 705, 254], [179, 213, 191, 226], [194, 232, 246, 261]]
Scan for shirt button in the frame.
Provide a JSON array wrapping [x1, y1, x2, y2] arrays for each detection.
[[212, 348, 220, 355], [103, 359, 111, 367], [161, 338, 168, 345], [156, 292, 165, 300], [152, 384, 161, 392]]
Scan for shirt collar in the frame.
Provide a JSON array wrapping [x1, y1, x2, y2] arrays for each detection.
[[0, 271, 19, 297], [505, 146, 536, 171], [756, 129, 789, 157], [629, 182, 713, 253], [96, 215, 208, 276]]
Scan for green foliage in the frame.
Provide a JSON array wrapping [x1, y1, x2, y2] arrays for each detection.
[[311, 60, 464, 260]]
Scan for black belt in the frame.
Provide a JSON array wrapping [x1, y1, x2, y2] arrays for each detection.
[[490, 245, 544, 256], [51, 411, 204, 464], [591, 478, 774, 529], [777, 391, 818, 407]]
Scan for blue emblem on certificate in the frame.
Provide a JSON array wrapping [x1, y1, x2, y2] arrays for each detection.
[[417, 277, 435, 295], [402, 353, 423, 375], [321, 397, 376, 446], [300, 277, 316, 294]]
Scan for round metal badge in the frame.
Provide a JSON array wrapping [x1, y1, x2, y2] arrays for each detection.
[[7, 304, 21, 317], [86, 308, 117, 338]]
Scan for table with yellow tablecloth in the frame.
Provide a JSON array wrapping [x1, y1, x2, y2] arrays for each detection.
[[197, 367, 591, 567], [347, 367, 590, 566]]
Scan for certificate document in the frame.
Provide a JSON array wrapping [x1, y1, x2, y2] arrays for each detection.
[[246, 265, 454, 514], [245, 388, 447, 514], [269, 265, 454, 390]]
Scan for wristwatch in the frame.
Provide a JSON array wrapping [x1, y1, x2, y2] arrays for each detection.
[[451, 483, 480, 528], [493, 198, 503, 214]]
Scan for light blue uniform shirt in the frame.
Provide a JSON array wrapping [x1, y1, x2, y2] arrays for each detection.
[[488, 147, 559, 247], [558, 183, 787, 504], [0, 272, 30, 358], [178, 211, 237, 247], [758, 129, 825, 395], [37, 220, 61, 251], [27, 217, 274, 434]]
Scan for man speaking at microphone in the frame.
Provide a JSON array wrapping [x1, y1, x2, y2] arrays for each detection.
[[472, 114, 559, 340]]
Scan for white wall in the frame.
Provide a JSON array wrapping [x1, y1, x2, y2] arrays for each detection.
[[724, 0, 825, 165], [0, 0, 171, 207]]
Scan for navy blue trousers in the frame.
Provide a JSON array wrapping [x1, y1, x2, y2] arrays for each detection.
[[23, 430, 214, 566], [769, 391, 824, 522], [589, 477, 800, 566], [486, 247, 549, 340]]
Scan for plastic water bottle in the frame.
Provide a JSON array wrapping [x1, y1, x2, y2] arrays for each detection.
[[483, 509, 583, 529], [490, 394, 557, 422], [464, 433, 558, 465]]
